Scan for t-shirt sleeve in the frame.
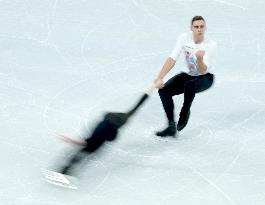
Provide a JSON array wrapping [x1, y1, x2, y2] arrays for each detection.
[[169, 33, 187, 61], [204, 41, 217, 70]]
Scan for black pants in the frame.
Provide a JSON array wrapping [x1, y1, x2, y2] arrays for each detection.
[[158, 72, 214, 123], [59, 120, 118, 175]]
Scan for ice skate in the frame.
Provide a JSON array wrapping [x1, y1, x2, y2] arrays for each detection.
[[177, 109, 190, 131], [155, 121, 177, 137], [42, 168, 78, 189]]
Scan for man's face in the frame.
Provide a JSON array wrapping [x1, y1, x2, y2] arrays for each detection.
[[191, 20, 206, 38]]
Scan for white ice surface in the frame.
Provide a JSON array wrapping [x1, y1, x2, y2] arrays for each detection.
[[1, 0, 265, 204]]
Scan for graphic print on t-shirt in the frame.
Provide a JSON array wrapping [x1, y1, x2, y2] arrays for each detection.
[[185, 49, 196, 70]]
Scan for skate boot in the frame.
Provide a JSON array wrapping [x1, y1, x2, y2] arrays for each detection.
[[177, 108, 190, 131], [155, 121, 177, 137]]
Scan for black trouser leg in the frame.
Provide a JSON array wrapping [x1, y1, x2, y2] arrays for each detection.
[[182, 73, 214, 111], [158, 73, 191, 123], [158, 89, 175, 122], [59, 120, 117, 175], [60, 148, 88, 175], [59, 140, 106, 175]]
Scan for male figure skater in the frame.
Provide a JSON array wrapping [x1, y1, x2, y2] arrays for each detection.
[[154, 16, 217, 137]]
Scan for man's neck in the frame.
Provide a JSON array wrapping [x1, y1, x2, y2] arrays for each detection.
[[193, 35, 204, 44]]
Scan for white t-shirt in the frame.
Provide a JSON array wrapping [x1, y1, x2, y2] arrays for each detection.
[[169, 32, 217, 76]]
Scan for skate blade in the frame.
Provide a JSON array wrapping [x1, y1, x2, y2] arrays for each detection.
[[45, 178, 78, 189], [42, 169, 69, 182], [155, 133, 179, 142], [41, 168, 78, 189], [41, 168, 61, 176]]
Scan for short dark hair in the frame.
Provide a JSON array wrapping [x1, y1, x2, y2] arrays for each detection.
[[191, 16, 205, 25]]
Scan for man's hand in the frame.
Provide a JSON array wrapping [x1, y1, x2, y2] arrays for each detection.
[[195, 50, 205, 60], [195, 50, 207, 74], [154, 78, 164, 89]]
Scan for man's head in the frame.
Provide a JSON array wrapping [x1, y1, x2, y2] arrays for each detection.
[[190, 16, 206, 41]]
